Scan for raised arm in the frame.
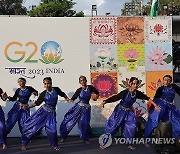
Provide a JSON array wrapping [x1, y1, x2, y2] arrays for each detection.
[[100, 89, 128, 108], [54, 87, 69, 101], [172, 84, 180, 96], [28, 86, 38, 96], [153, 86, 163, 101], [0, 88, 5, 101], [71, 88, 82, 102], [89, 85, 99, 101], [8, 88, 20, 102], [28, 91, 46, 108], [136, 90, 161, 112]]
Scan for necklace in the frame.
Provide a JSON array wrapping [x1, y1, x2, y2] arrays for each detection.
[[82, 86, 88, 91], [47, 88, 54, 94], [130, 91, 136, 98]]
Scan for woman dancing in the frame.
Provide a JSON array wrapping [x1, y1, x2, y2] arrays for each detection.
[[21, 77, 69, 151], [99, 77, 160, 150], [144, 75, 180, 145], [6, 78, 38, 136], [0, 88, 8, 149], [60, 76, 99, 144]]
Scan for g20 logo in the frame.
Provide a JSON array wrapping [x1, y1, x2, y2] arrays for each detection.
[[4, 41, 64, 64]]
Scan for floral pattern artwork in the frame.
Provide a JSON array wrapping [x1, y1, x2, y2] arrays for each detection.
[[117, 17, 144, 44], [146, 71, 173, 98], [119, 77, 145, 89], [145, 43, 172, 71], [90, 17, 117, 44], [145, 16, 172, 43], [91, 72, 118, 100], [117, 44, 145, 71], [133, 99, 147, 116], [90, 45, 117, 72], [91, 103, 117, 127], [118, 71, 146, 92]]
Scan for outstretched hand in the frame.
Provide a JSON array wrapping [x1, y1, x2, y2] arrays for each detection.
[[99, 102, 105, 108], [155, 105, 161, 112], [1, 92, 8, 101], [20, 105, 28, 110], [67, 99, 74, 104]]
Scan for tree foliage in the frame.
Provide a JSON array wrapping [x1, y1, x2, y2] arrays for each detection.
[[0, 0, 27, 15], [29, 0, 84, 17]]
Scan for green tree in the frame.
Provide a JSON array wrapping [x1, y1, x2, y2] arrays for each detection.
[[0, 0, 27, 15], [74, 11, 84, 17], [29, 0, 82, 17]]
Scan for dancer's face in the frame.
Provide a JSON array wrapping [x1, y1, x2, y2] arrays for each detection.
[[44, 80, 52, 91], [163, 77, 171, 86], [130, 81, 138, 91], [18, 80, 26, 88], [79, 77, 87, 87]]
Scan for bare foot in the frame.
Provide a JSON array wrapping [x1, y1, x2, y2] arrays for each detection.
[[2, 144, 7, 150], [144, 143, 151, 148], [21, 146, 27, 151], [128, 145, 136, 150], [99, 145, 105, 149], [53, 147, 60, 151], [85, 141, 90, 144], [60, 139, 65, 143]]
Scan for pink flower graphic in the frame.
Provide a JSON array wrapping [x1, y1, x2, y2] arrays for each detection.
[[148, 46, 168, 65], [96, 80, 112, 93], [124, 48, 139, 59]]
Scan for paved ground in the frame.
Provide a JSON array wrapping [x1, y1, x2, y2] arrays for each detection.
[[0, 137, 179, 154]]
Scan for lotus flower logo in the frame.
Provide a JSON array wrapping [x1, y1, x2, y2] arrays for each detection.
[[96, 80, 112, 93], [39, 41, 64, 64], [93, 24, 113, 38]]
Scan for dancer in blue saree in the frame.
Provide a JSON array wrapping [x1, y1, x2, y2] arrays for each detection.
[[0, 88, 8, 149], [144, 75, 180, 146], [21, 77, 69, 151], [6, 78, 38, 136], [60, 76, 99, 144], [99, 77, 160, 150]]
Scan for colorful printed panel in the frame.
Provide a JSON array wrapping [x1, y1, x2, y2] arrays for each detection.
[[90, 17, 117, 44], [117, 44, 145, 71], [90, 44, 117, 72], [118, 71, 146, 92], [91, 72, 118, 100], [117, 17, 144, 44], [145, 16, 172, 43], [91, 103, 118, 127], [133, 99, 147, 116], [146, 71, 173, 98], [145, 43, 173, 71]]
